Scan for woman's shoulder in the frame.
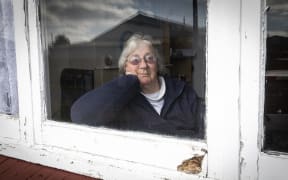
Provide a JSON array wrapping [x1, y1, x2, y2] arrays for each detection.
[[164, 76, 187, 91], [164, 76, 198, 97], [102, 75, 139, 88]]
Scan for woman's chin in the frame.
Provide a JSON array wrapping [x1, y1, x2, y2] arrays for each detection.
[[139, 77, 152, 85]]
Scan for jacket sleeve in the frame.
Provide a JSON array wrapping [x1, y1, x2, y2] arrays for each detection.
[[194, 96, 205, 138], [184, 84, 206, 139], [70, 75, 140, 127]]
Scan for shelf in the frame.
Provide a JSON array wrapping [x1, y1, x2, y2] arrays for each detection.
[[266, 70, 288, 77]]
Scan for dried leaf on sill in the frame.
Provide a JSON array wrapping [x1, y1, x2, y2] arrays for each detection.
[[177, 155, 205, 174]]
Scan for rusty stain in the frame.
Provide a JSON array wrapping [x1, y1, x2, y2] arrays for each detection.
[[177, 155, 205, 174]]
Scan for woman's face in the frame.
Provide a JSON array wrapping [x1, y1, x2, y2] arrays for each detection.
[[125, 43, 158, 87]]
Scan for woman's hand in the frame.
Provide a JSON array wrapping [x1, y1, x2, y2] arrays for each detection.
[[125, 70, 137, 76]]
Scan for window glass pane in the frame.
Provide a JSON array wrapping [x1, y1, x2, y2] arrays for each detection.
[[264, 0, 288, 152], [40, 0, 206, 138], [0, 0, 18, 115]]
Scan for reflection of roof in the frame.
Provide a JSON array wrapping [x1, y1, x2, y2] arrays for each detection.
[[172, 49, 196, 58], [128, 11, 191, 28], [91, 11, 192, 42]]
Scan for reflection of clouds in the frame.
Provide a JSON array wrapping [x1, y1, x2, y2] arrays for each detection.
[[43, 0, 206, 43], [270, 3, 288, 11], [268, 0, 287, 6], [269, 3, 288, 16], [267, 1, 288, 36], [44, 0, 137, 42], [134, 0, 194, 25], [268, 31, 288, 37], [46, 0, 135, 21]]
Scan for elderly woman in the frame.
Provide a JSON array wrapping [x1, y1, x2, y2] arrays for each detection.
[[71, 34, 204, 138]]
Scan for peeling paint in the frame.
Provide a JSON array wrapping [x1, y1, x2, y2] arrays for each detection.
[[23, 0, 29, 43], [240, 156, 245, 171], [23, 0, 33, 83], [23, 131, 27, 141]]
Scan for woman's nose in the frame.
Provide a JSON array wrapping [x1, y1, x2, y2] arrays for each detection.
[[138, 59, 148, 68]]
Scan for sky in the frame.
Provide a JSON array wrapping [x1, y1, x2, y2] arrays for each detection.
[[267, 0, 288, 37], [41, 0, 207, 43]]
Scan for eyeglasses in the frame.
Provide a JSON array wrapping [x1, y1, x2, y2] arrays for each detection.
[[127, 54, 156, 65]]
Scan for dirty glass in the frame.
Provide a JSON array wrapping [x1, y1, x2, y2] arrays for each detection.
[[39, 0, 207, 138], [0, 0, 18, 116], [264, 0, 288, 152]]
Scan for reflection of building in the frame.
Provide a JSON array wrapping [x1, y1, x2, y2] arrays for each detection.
[[48, 11, 206, 121]]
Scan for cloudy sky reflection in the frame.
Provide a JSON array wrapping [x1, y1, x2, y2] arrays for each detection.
[[267, 0, 288, 37], [41, 0, 206, 43]]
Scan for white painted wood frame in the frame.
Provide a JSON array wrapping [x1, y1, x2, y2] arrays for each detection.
[[240, 0, 288, 180], [240, 0, 288, 179]]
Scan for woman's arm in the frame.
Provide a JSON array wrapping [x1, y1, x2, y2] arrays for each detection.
[[70, 75, 140, 126]]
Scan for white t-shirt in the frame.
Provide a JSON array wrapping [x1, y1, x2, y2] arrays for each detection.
[[141, 76, 166, 115]]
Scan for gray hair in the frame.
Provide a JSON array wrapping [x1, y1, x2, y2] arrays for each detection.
[[118, 33, 165, 75]]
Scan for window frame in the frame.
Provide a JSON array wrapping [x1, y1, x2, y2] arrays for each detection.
[[259, 0, 288, 178], [240, 0, 288, 180], [0, 0, 32, 143], [35, 0, 209, 175], [0, 0, 244, 179], [0, 115, 19, 139]]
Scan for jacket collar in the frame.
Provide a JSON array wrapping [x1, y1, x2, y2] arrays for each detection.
[[161, 77, 185, 116], [132, 76, 186, 116]]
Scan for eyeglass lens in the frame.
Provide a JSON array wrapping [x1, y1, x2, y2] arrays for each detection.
[[128, 54, 156, 65]]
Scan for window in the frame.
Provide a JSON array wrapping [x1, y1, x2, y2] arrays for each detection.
[[39, 0, 207, 138], [264, 0, 288, 152], [0, 0, 248, 179], [0, 0, 18, 116]]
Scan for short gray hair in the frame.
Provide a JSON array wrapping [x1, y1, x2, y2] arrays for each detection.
[[118, 33, 165, 75]]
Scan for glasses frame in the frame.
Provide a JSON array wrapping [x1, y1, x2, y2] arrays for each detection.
[[127, 54, 157, 66]]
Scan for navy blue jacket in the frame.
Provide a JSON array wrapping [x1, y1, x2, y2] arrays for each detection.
[[71, 75, 204, 138]]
